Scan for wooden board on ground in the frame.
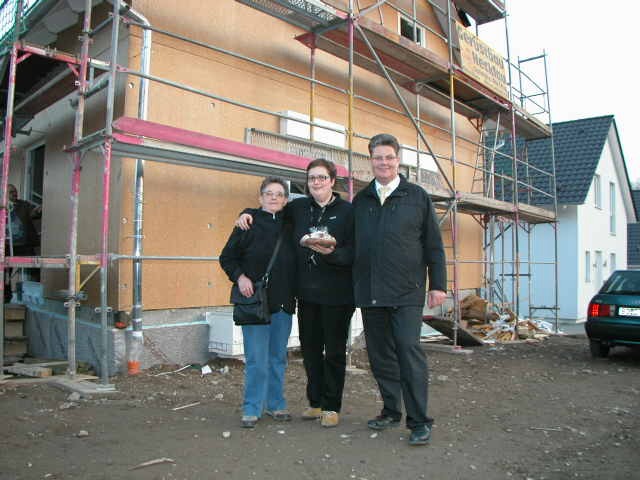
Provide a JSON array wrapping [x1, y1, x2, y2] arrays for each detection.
[[4, 304, 26, 320], [0, 373, 98, 385], [3, 339, 27, 356], [4, 363, 52, 378], [20, 360, 68, 368], [423, 316, 484, 347]]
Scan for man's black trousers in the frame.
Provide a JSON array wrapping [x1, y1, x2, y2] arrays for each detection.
[[362, 306, 433, 429], [298, 302, 354, 413]]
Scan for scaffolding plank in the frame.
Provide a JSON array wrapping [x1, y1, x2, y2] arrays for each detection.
[[293, 15, 550, 139], [111, 117, 349, 180], [236, 0, 341, 31], [457, 192, 515, 215], [296, 18, 482, 121], [423, 316, 484, 346], [4, 364, 52, 378], [517, 203, 556, 224], [454, 192, 555, 223]]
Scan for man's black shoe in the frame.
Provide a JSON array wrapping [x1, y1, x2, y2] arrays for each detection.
[[408, 425, 431, 446], [367, 415, 401, 430]]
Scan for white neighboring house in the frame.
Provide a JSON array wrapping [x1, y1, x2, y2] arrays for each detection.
[[495, 115, 637, 322]]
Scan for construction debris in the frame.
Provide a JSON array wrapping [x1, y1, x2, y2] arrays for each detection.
[[426, 294, 553, 345], [152, 364, 192, 377], [171, 401, 200, 411], [4, 364, 53, 378], [129, 457, 175, 470]]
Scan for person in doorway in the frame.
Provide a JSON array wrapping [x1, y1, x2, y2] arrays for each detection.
[[236, 159, 355, 428], [352, 133, 447, 446], [5, 184, 41, 255], [4, 184, 41, 302], [219, 177, 296, 429]]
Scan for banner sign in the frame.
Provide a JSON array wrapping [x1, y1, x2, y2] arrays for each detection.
[[455, 23, 508, 99]]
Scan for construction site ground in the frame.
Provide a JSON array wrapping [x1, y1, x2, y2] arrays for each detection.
[[1, 334, 639, 480]]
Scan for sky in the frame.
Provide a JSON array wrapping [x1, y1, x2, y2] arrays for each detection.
[[477, 0, 640, 186]]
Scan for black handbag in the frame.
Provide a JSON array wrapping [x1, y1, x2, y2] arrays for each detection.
[[230, 233, 284, 326]]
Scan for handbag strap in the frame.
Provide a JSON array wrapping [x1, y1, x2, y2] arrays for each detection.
[[262, 230, 284, 283]]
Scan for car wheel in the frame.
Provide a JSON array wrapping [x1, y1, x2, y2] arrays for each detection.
[[589, 340, 610, 358]]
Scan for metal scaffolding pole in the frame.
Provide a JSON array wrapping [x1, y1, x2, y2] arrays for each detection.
[[353, 22, 454, 194], [64, 0, 94, 380], [309, 34, 316, 143], [504, 8, 521, 322], [0, 0, 24, 377], [446, 0, 461, 347], [92, 0, 121, 387], [542, 51, 560, 332], [345, 0, 355, 369], [347, 1, 354, 200]]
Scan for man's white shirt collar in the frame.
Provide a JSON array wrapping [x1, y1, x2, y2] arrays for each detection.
[[375, 175, 400, 196]]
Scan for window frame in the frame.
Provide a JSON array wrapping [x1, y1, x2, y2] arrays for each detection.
[[609, 181, 616, 235], [585, 250, 591, 283], [398, 14, 426, 47], [593, 174, 601, 209]]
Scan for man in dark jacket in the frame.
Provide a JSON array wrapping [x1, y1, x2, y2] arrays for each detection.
[[353, 133, 446, 446]]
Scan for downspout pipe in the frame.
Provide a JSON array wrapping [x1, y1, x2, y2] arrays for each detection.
[[122, 4, 151, 374]]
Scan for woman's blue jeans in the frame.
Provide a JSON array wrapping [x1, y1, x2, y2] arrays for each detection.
[[241, 309, 292, 417]]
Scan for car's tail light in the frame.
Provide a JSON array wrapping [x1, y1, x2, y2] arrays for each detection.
[[588, 302, 615, 317]]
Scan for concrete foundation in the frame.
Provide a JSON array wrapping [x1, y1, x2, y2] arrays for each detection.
[[18, 279, 467, 376]]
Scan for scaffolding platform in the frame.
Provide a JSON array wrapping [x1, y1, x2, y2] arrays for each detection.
[[295, 14, 549, 139], [74, 117, 350, 182], [455, 192, 555, 223], [455, 0, 505, 24]]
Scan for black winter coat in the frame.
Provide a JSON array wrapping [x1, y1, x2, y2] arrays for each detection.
[[287, 194, 354, 306], [352, 175, 446, 307], [219, 208, 296, 314]]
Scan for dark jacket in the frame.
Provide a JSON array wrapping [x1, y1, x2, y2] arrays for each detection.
[[219, 208, 296, 314], [287, 194, 354, 306], [6, 200, 39, 250], [352, 175, 446, 307]]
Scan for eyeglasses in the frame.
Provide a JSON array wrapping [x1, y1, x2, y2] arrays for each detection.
[[372, 154, 398, 162], [307, 174, 330, 183], [261, 190, 285, 198]]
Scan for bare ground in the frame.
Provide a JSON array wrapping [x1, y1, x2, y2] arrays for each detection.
[[1, 334, 639, 480]]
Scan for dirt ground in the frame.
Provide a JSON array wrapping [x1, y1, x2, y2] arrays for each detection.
[[1, 334, 639, 480]]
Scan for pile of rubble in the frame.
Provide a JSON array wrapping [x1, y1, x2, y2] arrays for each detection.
[[457, 294, 553, 343]]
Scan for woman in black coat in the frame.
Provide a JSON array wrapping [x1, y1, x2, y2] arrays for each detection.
[[236, 160, 355, 428], [220, 177, 296, 429]]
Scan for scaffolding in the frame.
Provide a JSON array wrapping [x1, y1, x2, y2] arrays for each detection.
[[0, 0, 558, 384]]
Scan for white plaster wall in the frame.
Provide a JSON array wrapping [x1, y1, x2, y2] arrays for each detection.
[[527, 206, 578, 320], [495, 206, 578, 320], [577, 137, 629, 320]]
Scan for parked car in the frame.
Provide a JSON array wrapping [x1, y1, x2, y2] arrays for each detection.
[[585, 270, 640, 357]]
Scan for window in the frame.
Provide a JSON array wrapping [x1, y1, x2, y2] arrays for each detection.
[[595, 251, 603, 286], [279, 110, 345, 148], [610, 253, 616, 273], [593, 174, 601, 208], [400, 145, 438, 172], [399, 15, 425, 47], [610, 182, 616, 234], [585, 251, 591, 282]]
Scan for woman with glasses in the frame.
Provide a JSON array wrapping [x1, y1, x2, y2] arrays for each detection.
[[220, 177, 296, 429], [236, 159, 354, 428]]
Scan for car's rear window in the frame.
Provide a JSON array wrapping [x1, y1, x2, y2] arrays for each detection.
[[600, 270, 640, 294]]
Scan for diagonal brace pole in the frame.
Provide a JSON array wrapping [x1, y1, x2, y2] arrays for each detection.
[[354, 22, 454, 193]]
